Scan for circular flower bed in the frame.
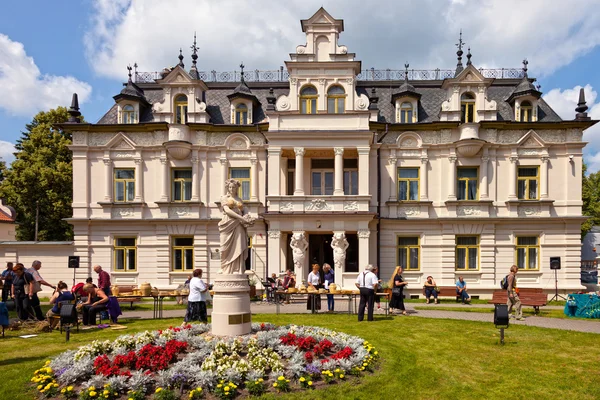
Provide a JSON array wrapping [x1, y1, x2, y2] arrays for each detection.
[[32, 323, 379, 399]]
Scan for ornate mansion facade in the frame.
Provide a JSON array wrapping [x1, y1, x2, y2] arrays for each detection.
[[5, 8, 594, 295]]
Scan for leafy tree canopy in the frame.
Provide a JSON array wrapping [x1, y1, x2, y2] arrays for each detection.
[[0, 107, 82, 241], [582, 162, 600, 239]]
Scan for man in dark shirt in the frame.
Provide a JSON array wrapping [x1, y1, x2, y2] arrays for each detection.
[[94, 265, 112, 296], [1, 262, 14, 302]]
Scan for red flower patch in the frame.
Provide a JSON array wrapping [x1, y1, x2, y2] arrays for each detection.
[[330, 346, 353, 360]]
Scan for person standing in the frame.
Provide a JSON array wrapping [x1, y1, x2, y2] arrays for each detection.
[[27, 260, 55, 321], [94, 265, 112, 296], [11, 263, 34, 320], [455, 276, 471, 304], [307, 264, 322, 312], [81, 284, 109, 325], [389, 266, 408, 315], [323, 263, 335, 312], [355, 265, 379, 321], [506, 265, 523, 320], [185, 269, 208, 323], [1, 262, 14, 303]]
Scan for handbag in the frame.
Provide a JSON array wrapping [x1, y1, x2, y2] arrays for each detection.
[[23, 273, 42, 295], [392, 287, 402, 295], [434, 286, 440, 293]]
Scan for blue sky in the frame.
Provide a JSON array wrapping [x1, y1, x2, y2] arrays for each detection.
[[1, 0, 600, 170]]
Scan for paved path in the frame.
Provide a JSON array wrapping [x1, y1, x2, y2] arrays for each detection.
[[117, 300, 600, 334]]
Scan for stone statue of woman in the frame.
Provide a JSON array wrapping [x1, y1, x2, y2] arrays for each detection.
[[290, 232, 308, 271], [331, 232, 349, 270], [219, 179, 255, 274]]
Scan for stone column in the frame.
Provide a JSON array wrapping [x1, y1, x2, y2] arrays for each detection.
[[294, 147, 305, 195], [267, 147, 282, 196], [540, 156, 549, 199], [211, 274, 252, 336], [220, 158, 228, 195], [389, 157, 398, 201], [420, 158, 429, 200], [191, 154, 199, 201], [134, 158, 144, 202], [358, 147, 370, 195], [508, 156, 518, 200], [250, 158, 258, 201], [480, 156, 489, 199], [357, 230, 370, 271], [103, 159, 112, 202], [448, 156, 457, 200], [334, 147, 344, 195], [267, 230, 282, 273], [160, 157, 169, 201]]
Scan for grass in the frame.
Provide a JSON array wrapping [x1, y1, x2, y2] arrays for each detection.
[[413, 306, 583, 320], [1, 314, 599, 400]]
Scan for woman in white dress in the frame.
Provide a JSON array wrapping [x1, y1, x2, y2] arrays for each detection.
[[306, 264, 322, 312], [185, 269, 208, 322]]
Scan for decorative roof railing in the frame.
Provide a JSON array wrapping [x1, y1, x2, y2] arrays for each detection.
[[134, 67, 524, 84]]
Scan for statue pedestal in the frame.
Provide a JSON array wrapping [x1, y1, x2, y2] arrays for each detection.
[[211, 274, 252, 336]]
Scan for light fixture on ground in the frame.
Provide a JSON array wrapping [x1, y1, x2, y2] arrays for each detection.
[[494, 304, 509, 344]]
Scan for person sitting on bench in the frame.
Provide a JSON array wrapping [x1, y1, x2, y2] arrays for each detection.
[[47, 281, 75, 329], [455, 276, 471, 304], [81, 284, 109, 325], [423, 276, 439, 304]]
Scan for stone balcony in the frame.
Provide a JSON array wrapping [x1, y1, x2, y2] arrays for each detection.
[[266, 195, 371, 213]]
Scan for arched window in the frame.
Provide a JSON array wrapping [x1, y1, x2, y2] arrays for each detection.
[[520, 101, 532, 122], [235, 103, 248, 125], [300, 86, 318, 114], [461, 92, 475, 123], [399, 102, 413, 123], [121, 104, 135, 124], [174, 94, 188, 124], [327, 85, 345, 114]]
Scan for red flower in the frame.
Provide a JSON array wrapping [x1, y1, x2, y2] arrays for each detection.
[[330, 346, 353, 360], [304, 351, 314, 363]]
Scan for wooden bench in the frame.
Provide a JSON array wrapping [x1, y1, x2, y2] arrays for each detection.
[[114, 285, 143, 309], [423, 286, 463, 302], [488, 289, 547, 314]]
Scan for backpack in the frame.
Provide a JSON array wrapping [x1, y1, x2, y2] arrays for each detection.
[[500, 275, 509, 290]]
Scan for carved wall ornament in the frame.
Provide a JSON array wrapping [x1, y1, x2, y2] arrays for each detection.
[[518, 148, 543, 156], [294, 147, 305, 156], [164, 88, 171, 96], [276, 95, 291, 111], [72, 132, 86, 145], [346, 78, 353, 84], [229, 151, 252, 158], [338, 45, 348, 54], [207, 132, 230, 146], [400, 138, 417, 148], [398, 207, 420, 217], [111, 208, 135, 218], [289, 77, 298, 84], [497, 131, 524, 144], [169, 207, 191, 218], [457, 206, 482, 216], [566, 129, 583, 142], [355, 95, 369, 110], [481, 129, 498, 143], [187, 87, 195, 95], [448, 156, 457, 163], [518, 206, 541, 217], [334, 147, 344, 156], [357, 230, 370, 239], [195, 131, 207, 145], [230, 138, 247, 149], [280, 202, 294, 212], [522, 137, 542, 147], [268, 230, 281, 239], [305, 198, 331, 211], [318, 78, 327, 84], [102, 159, 112, 166], [212, 280, 250, 290], [197, 102, 207, 112], [388, 157, 398, 165], [343, 201, 359, 211], [440, 129, 452, 143], [400, 151, 421, 158], [113, 152, 135, 158], [296, 45, 306, 54], [89, 133, 113, 147]]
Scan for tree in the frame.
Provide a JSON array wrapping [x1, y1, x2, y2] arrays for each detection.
[[0, 160, 6, 182], [581, 162, 600, 239], [0, 107, 81, 241]]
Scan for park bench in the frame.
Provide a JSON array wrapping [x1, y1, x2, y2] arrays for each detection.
[[114, 285, 143, 309], [422, 286, 462, 302], [488, 289, 547, 314]]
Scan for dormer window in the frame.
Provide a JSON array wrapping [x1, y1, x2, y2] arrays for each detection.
[[300, 86, 318, 114], [520, 101, 532, 122], [121, 105, 136, 124], [235, 103, 248, 125], [400, 102, 413, 123], [461, 92, 475, 123], [327, 85, 345, 114], [174, 94, 188, 124]]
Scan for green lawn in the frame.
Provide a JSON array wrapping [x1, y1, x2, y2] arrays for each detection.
[[1, 314, 599, 400], [413, 306, 582, 320]]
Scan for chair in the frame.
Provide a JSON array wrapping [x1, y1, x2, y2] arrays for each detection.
[[261, 281, 276, 303]]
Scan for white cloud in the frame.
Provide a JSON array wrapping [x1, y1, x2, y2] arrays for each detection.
[[84, 0, 600, 79], [544, 85, 600, 172], [0, 140, 16, 166], [0, 34, 92, 117]]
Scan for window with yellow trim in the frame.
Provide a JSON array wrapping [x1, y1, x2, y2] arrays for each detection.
[[456, 236, 479, 270], [172, 237, 194, 271], [520, 101, 532, 122], [516, 236, 539, 270], [397, 237, 420, 270], [229, 168, 251, 200], [399, 102, 413, 123], [327, 85, 345, 114], [398, 167, 419, 201], [172, 169, 192, 201], [121, 105, 136, 124], [461, 92, 475, 123], [114, 238, 136, 271], [114, 169, 135, 202], [517, 166, 539, 200], [235, 103, 248, 124], [457, 167, 478, 201], [300, 86, 317, 114], [174, 94, 188, 124]]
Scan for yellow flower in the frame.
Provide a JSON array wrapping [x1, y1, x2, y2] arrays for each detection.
[[90, 391, 97, 397], [37, 385, 43, 390], [340, 374, 345, 379], [258, 378, 263, 382], [129, 398, 134, 400], [155, 388, 163, 393], [189, 394, 193, 399], [217, 384, 222, 388], [273, 383, 278, 388], [374, 351, 378, 355], [90, 386, 96, 391], [286, 379, 290, 383], [278, 376, 285, 381], [335, 368, 340, 373], [67, 386, 74, 391], [104, 390, 109, 395], [224, 386, 230, 391], [53, 383, 59, 387], [300, 377, 306, 382], [61, 389, 66, 394], [308, 381, 313, 386]]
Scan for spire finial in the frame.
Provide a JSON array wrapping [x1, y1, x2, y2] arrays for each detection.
[[466, 47, 472, 66], [127, 64, 133, 81], [240, 62, 245, 82], [455, 30, 465, 76], [522, 58, 529, 77], [404, 63, 409, 82], [190, 32, 198, 68], [67, 93, 81, 123], [178, 48, 184, 68], [576, 87, 590, 120]]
